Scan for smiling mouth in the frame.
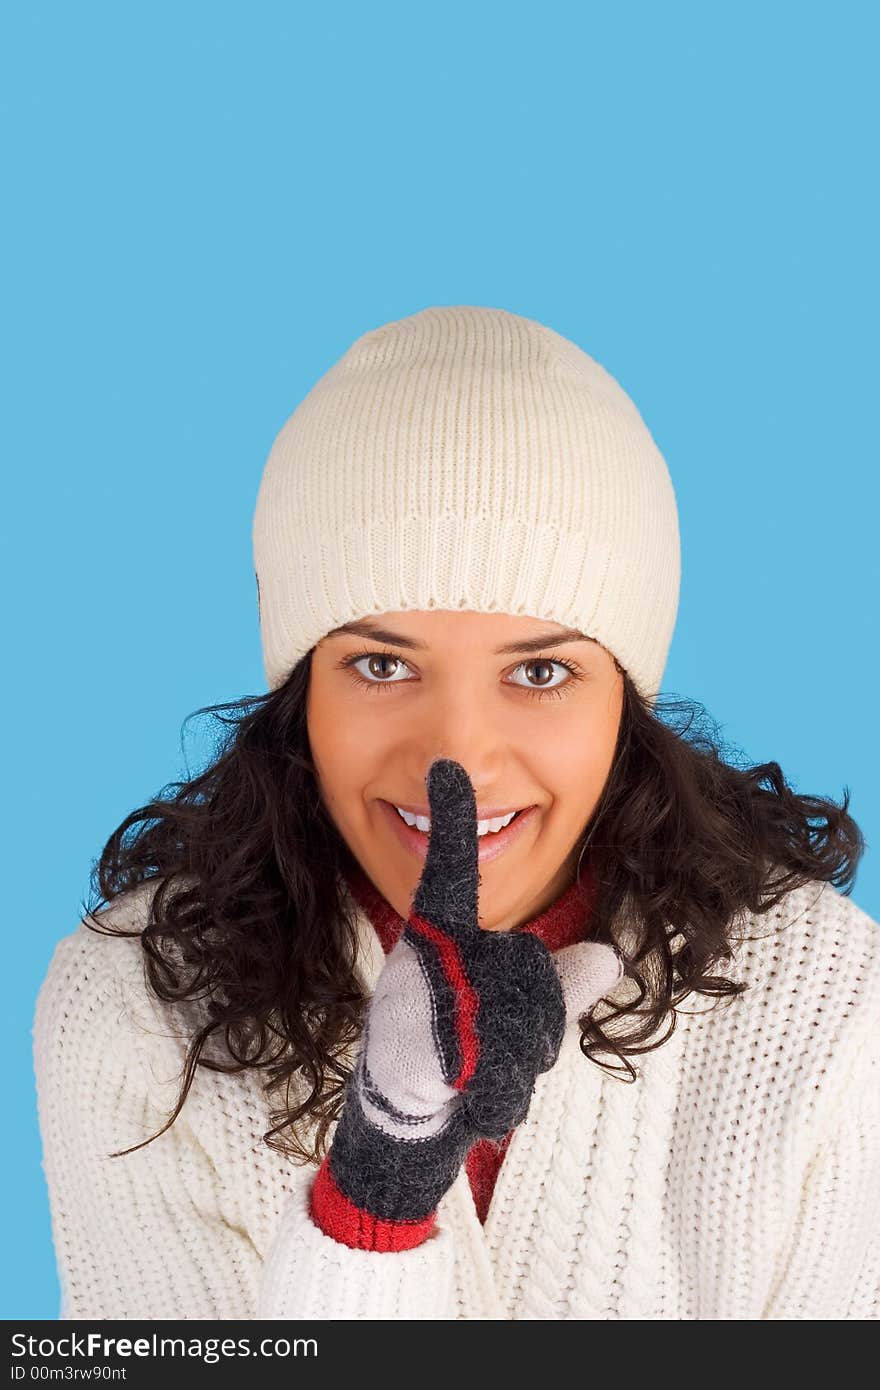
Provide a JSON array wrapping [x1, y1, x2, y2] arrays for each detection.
[[377, 798, 540, 863]]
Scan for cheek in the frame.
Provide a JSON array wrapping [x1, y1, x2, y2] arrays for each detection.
[[534, 696, 620, 801], [307, 675, 387, 804], [306, 676, 353, 795]]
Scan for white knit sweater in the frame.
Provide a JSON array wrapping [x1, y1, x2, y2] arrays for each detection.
[[33, 873, 880, 1320]]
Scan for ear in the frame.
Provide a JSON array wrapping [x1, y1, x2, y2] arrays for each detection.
[[552, 941, 624, 1023]]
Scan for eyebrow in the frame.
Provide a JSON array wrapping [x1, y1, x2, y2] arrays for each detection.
[[323, 619, 596, 655]]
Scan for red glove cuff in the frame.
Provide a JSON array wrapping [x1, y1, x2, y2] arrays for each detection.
[[310, 1153, 438, 1251]]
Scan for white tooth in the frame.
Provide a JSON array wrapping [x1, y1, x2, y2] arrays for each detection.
[[479, 811, 517, 835], [394, 805, 519, 836]]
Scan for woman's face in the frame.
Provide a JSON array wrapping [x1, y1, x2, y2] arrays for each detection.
[[307, 609, 624, 932]]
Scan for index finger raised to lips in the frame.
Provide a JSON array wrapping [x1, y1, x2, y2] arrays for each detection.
[[410, 756, 481, 938]]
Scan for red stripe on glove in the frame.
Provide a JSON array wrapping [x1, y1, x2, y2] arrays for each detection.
[[407, 910, 481, 1090]]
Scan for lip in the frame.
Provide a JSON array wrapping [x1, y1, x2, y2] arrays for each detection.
[[377, 799, 540, 864]]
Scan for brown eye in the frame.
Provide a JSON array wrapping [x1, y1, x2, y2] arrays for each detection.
[[362, 654, 405, 681], [341, 649, 413, 694], [508, 658, 582, 700], [525, 660, 556, 686]]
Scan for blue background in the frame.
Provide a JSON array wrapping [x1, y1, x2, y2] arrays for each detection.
[[5, 0, 878, 1319]]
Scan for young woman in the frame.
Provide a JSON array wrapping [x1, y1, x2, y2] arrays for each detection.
[[34, 305, 878, 1320]]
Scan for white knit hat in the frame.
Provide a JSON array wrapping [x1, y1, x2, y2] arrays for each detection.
[[253, 305, 680, 704]]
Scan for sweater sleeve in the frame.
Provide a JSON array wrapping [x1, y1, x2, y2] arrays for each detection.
[[33, 922, 458, 1321], [762, 1034, 880, 1320], [259, 1175, 452, 1317]]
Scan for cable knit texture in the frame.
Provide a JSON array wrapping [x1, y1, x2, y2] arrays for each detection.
[[33, 872, 880, 1320]]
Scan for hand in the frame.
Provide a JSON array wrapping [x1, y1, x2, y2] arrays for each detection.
[[312, 757, 623, 1247]]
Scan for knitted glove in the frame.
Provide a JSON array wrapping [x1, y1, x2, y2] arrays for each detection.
[[310, 756, 624, 1250]]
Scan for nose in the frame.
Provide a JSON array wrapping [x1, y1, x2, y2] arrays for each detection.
[[410, 685, 515, 805]]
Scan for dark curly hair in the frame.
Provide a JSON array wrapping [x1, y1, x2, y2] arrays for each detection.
[[82, 646, 865, 1165]]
